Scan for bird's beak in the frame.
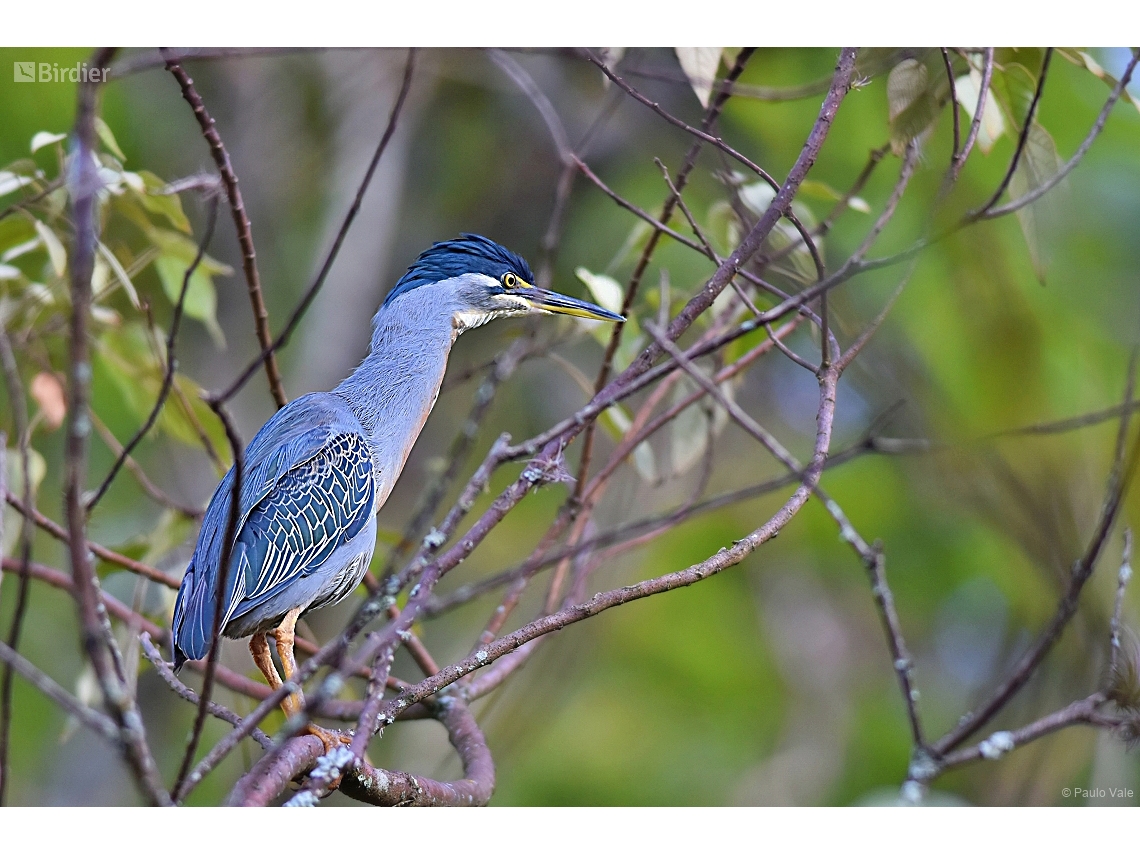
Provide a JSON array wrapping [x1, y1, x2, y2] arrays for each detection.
[[520, 287, 625, 322]]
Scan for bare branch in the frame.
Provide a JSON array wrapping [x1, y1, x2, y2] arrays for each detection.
[[933, 358, 1140, 756], [162, 50, 287, 408], [972, 48, 1054, 218], [0, 638, 119, 743], [941, 48, 961, 161], [982, 50, 1139, 219], [1110, 529, 1133, 675], [0, 322, 34, 806], [140, 633, 273, 751], [948, 48, 995, 186], [929, 693, 1111, 776], [209, 49, 417, 407], [171, 402, 244, 800], [65, 46, 170, 806]]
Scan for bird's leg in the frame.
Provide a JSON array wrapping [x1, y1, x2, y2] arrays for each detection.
[[249, 632, 283, 691], [271, 607, 352, 754], [271, 607, 304, 718]]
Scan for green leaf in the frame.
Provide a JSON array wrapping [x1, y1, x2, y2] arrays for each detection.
[[737, 181, 818, 283], [956, 71, 1006, 154], [670, 374, 732, 477], [94, 117, 127, 161], [0, 171, 35, 197], [798, 179, 871, 214], [574, 266, 641, 362], [671, 377, 710, 476], [575, 267, 623, 314], [169, 375, 230, 466], [33, 220, 67, 278], [606, 220, 652, 270], [675, 47, 722, 108], [95, 324, 230, 461], [707, 200, 742, 257], [149, 229, 232, 346], [601, 403, 656, 483], [98, 510, 192, 580], [97, 242, 141, 308], [154, 254, 224, 346], [132, 171, 191, 233], [1008, 122, 1063, 282], [29, 131, 66, 154], [887, 57, 941, 155], [2, 236, 40, 264], [3, 446, 46, 558]]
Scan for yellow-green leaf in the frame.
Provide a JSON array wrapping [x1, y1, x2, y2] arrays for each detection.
[[887, 58, 940, 155], [675, 47, 721, 108], [956, 71, 1006, 154], [575, 267, 623, 314], [1009, 122, 1063, 282], [0, 171, 35, 197], [30, 131, 66, 154], [33, 220, 67, 278], [94, 117, 127, 161], [154, 253, 225, 346], [97, 242, 141, 308], [3, 446, 46, 558]]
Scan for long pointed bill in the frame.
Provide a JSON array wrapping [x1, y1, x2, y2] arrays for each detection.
[[521, 287, 625, 322]]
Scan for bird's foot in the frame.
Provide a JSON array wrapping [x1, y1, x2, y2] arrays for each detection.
[[305, 725, 355, 792], [306, 723, 353, 754]]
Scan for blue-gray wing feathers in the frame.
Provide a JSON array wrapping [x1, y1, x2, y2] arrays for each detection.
[[172, 394, 375, 667]]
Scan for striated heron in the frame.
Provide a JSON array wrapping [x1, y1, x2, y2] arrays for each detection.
[[170, 234, 623, 745]]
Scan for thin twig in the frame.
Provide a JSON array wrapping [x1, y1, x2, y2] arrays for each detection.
[[972, 48, 1054, 218], [947, 48, 995, 186], [161, 50, 287, 409], [209, 49, 416, 407], [927, 693, 1110, 776], [646, 322, 924, 745], [140, 633, 273, 750], [88, 411, 203, 517], [0, 324, 34, 806], [5, 490, 181, 589], [0, 639, 120, 743], [171, 402, 244, 800], [933, 358, 1140, 755], [1110, 530, 1133, 675], [583, 48, 774, 186], [65, 46, 171, 806], [0, 177, 65, 224], [86, 197, 219, 511], [981, 49, 1138, 219], [940, 49, 961, 161]]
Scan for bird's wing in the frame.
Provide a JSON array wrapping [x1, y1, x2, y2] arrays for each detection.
[[172, 394, 374, 663], [226, 430, 374, 618]]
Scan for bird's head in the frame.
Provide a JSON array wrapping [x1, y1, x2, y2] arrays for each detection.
[[385, 234, 624, 330]]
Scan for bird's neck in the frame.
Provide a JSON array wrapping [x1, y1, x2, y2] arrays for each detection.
[[333, 285, 460, 479]]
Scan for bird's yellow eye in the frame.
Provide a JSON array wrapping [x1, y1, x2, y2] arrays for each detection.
[[502, 273, 518, 288]]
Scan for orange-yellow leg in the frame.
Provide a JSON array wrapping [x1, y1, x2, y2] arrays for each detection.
[[270, 607, 352, 754]]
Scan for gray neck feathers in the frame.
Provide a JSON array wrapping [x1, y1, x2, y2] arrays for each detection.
[[333, 281, 461, 480]]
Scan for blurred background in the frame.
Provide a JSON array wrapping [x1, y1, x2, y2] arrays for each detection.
[[1, 47, 1139, 806]]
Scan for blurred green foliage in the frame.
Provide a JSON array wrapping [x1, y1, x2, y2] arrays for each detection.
[[1, 47, 1139, 806]]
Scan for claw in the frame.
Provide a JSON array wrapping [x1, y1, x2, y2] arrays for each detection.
[[307, 723, 353, 753], [305, 725, 354, 791]]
